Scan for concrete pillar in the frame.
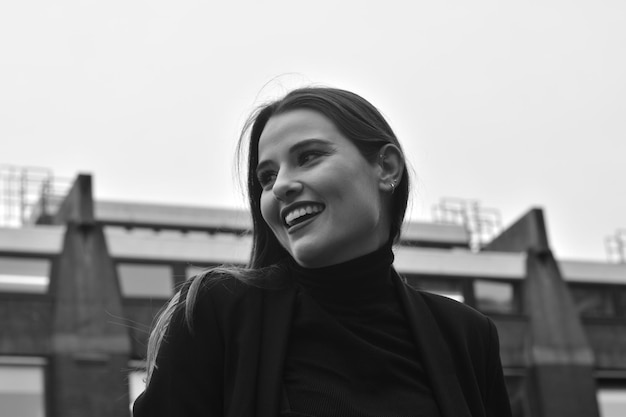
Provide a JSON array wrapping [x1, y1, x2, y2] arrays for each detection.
[[485, 208, 600, 417], [50, 174, 131, 417]]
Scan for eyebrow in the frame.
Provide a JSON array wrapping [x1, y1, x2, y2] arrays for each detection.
[[255, 138, 333, 175]]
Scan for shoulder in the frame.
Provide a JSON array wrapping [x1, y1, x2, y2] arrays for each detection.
[[418, 289, 489, 327], [401, 281, 496, 347], [180, 265, 291, 325], [182, 269, 262, 313], [402, 282, 502, 376]]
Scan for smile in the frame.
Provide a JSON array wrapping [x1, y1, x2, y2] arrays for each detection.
[[283, 204, 325, 228]]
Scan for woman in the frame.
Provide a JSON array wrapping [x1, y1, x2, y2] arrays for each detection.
[[133, 87, 512, 417]]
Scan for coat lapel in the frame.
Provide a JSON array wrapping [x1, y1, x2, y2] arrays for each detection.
[[256, 284, 297, 417], [392, 270, 473, 417]]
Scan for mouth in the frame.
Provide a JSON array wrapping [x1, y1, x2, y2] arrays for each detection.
[[282, 203, 325, 229]]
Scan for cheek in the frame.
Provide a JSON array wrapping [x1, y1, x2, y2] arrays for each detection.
[[259, 193, 271, 222], [259, 192, 279, 229], [339, 167, 383, 217]]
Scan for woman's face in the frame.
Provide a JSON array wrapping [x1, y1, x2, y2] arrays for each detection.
[[256, 109, 390, 268]]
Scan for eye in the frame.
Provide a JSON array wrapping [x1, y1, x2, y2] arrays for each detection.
[[257, 170, 277, 189], [297, 150, 326, 166]]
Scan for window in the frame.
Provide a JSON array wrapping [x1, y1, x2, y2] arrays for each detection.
[[0, 357, 45, 417], [128, 364, 147, 412], [117, 263, 173, 298], [570, 285, 616, 318], [0, 257, 50, 293], [186, 265, 210, 280], [474, 279, 518, 314], [405, 276, 465, 303], [614, 288, 626, 318], [598, 387, 626, 417]]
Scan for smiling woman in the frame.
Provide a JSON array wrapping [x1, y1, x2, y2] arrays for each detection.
[[256, 109, 401, 267], [241, 88, 410, 270], [132, 87, 512, 417]]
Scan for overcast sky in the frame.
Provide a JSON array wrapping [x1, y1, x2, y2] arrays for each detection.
[[1, 1, 625, 262]]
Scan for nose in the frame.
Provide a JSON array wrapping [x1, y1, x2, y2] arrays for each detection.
[[272, 169, 303, 202]]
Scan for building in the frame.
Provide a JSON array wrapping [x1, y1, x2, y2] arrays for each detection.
[[1, 173, 625, 416]]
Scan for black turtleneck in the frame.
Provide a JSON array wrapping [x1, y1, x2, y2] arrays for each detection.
[[282, 245, 441, 417]]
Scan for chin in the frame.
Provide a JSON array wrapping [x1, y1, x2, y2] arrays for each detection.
[[290, 251, 326, 268], [288, 244, 333, 268]]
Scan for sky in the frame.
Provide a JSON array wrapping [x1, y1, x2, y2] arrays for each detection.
[[1, 1, 625, 262]]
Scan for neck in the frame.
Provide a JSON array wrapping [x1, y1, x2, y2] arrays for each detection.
[[287, 244, 395, 302]]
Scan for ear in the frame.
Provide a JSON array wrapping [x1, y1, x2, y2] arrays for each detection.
[[377, 144, 405, 193]]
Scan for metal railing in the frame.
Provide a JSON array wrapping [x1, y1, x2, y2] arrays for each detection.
[[432, 197, 502, 252], [0, 164, 72, 227], [606, 229, 626, 263]]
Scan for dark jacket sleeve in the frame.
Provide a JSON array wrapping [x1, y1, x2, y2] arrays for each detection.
[[132, 283, 225, 416], [418, 291, 512, 417], [484, 317, 512, 417]]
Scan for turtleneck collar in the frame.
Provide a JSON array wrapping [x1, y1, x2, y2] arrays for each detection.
[[287, 244, 395, 303]]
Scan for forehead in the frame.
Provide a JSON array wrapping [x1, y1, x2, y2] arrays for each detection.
[[258, 109, 345, 157]]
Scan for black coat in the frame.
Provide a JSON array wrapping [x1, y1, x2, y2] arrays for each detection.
[[133, 270, 512, 417]]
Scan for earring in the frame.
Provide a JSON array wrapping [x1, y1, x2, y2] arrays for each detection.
[[389, 180, 396, 193]]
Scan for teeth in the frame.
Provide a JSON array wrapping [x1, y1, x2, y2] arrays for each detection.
[[285, 205, 323, 226]]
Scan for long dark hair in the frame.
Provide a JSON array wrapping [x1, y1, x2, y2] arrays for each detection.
[[144, 86, 410, 383]]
